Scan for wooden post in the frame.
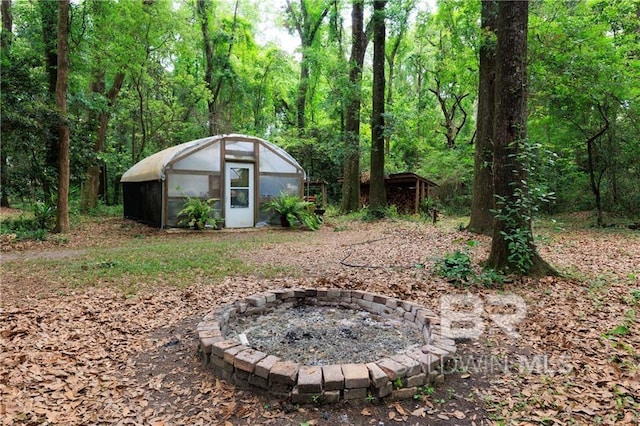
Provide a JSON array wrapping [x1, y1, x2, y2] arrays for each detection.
[[414, 177, 419, 214]]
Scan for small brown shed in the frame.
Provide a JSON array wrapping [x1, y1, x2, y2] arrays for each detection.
[[360, 172, 438, 214]]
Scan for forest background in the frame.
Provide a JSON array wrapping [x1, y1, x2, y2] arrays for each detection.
[[1, 0, 639, 226]]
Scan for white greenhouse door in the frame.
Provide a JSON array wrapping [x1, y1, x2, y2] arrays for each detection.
[[225, 162, 254, 228]]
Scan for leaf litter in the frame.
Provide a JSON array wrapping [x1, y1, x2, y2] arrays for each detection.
[[1, 214, 639, 425]]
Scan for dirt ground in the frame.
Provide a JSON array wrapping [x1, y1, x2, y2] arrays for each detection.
[[1, 210, 639, 425]]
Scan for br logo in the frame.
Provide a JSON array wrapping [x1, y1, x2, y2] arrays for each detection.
[[440, 294, 526, 339]]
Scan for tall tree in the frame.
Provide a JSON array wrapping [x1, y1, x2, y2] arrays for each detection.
[[38, 0, 60, 201], [341, 0, 368, 212], [80, 70, 125, 212], [384, 0, 415, 155], [528, 0, 639, 224], [369, 0, 387, 209], [1, 0, 12, 207], [486, 0, 554, 276], [54, 0, 70, 233], [80, 0, 126, 212], [424, 1, 478, 150], [198, 0, 240, 135], [285, 0, 330, 131], [468, 0, 498, 235]]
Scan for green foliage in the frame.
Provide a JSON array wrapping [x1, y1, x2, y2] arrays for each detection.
[[0, 199, 57, 241], [264, 193, 319, 230], [437, 240, 505, 287], [437, 250, 474, 285], [0, 215, 48, 242], [32, 200, 56, 230], [3, 0, 638, 221], [177, 196, 220, 230], [414, 385, 435, 400], [491, 139, 557, 274], [419, 197, 442, 220], [604, 324, 629, 338], [528, 0, 640, 219], [494, 194, 534, 275], [361, 205, 399, 222]]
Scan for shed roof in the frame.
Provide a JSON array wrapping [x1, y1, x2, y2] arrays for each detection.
[[387, 172, 439, 187], [348, 171, 439, 187], [120, 134, 303, 183]]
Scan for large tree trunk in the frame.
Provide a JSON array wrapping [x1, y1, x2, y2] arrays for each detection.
[[197, 0, 215, 135], [341, 0, 367, 213], [369, 0, 387, 210], [1, 0, 12, 207], [468, 0, 498, 235], [39, 0, 59, 201], [54, 0, 70, 234], [486, 0, 555, 277], [341, 1, 364, 213]]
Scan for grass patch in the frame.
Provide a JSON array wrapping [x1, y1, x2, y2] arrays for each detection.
[[3, 233, 301, 294]]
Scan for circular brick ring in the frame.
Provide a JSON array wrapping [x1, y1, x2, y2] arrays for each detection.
[[197, 288, 456, 404]]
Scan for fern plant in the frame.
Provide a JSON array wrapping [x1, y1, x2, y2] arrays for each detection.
[[264, 193, 319, 230], [177, 196, 219, 230]]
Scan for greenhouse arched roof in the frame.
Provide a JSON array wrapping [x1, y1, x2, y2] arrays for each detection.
[[120, 134, 304, 183]]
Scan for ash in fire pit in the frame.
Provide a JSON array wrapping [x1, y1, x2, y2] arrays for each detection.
[[197, 289, 457, 404], [225, 303, 423, 365]]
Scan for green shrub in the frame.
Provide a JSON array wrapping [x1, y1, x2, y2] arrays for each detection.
[[32, 200, 56, 229], [264, 193, 319, 230], [436, 240, 505, 287], [361, 205, 399, 222], [0, 215, 49, 241], [436, 250, 474, 285], [177, 196, 220, 230]]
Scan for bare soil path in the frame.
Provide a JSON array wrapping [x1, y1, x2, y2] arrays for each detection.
[[1, 214, 639, 425]]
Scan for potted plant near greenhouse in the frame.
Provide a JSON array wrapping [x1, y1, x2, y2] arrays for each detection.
[[177, 195, 222, 230], [264, 193, 319, 230]]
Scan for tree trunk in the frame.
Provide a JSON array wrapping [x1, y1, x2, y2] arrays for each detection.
[[296, 60, 310, 130], [586, 129, 608, 227], [286, 0, 330, 133], [198, 0, 239, 135], [54, 0, 70, 234], [384, 31, 403, 156], [341, 0, 367, 213], [197, 0, 215, 135], [80, 71, 125, 213], [369, 0, 387, 210], [39, 0, 59, 201], [486, 0, 555, 277], [1, 0, 12, 207], [468, 0, 498, 235], [428, 78, 469, 150]]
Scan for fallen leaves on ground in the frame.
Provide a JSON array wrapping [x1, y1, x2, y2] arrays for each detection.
[[1, 214, 639, 425]]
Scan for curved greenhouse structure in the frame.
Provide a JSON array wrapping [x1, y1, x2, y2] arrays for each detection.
[[121, 134, 305, 228]]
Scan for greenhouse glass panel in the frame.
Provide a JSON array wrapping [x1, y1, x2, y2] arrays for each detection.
[[230, 167, 249, 187], [259, 175, 300, 198], [172, 144, 220, 172], [167, 174, 210, 197], [259, 145, 297, 173], [167, 199, 184, 226], [225, 141, 254, 157]]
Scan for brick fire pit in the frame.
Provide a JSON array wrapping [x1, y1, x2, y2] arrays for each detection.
[[197, 288, 456, 404]]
